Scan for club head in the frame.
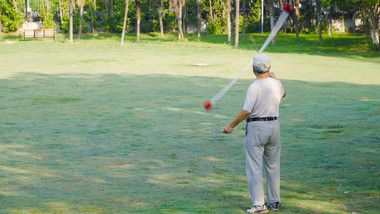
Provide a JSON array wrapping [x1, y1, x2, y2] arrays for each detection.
[[203, 100, 213, 111], [283, 2, 293, 13]]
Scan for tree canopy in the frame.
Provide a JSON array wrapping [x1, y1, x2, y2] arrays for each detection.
[[0, 0, 379, 46]]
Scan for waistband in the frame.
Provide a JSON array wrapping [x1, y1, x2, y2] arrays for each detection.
[[246, 117, 278, 123]]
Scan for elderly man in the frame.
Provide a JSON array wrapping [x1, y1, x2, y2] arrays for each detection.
[[223, 54, 286, 213]]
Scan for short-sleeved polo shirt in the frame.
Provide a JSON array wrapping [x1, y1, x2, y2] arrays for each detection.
[[242, 78, 285, 118]]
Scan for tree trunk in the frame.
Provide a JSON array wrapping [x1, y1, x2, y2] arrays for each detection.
[[268, 0, 275, 44], [170, 0, 184, 39], [58, 0, 63, 23], [328, 2, 333, 36], [235, 0, 240, 48], [78, 5, 83, 40], [182, 1, 186, 35], [351, 5, 356, 36], [110, 0, 114, 15], [158, 0, 164, 37], [227, 0, 231, 44], [69, 0, 74, 43], [209, 0, 213, 22], [89, 4, 95, 33], [242, 0, 246, 40], [197, 0, 201, 37], [294, 0, 300, 38], [46, 0, 50, 13], [121, 0, 130, 46], [368, 7, 379, 46], [105, 0, 109, 16], [370, 24, 379, 46], [0, 11, 3, 32], [316, 0, 322, 45], [178, 0, 184, 39], [12, 0, 18, 12], [136, 0, 141, 41]]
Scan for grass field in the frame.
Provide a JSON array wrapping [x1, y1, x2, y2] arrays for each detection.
[[0, 33, 379, 213]]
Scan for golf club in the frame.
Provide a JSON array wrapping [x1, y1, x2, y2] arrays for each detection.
[[181, 130, 224, 136], [204, 3, 293, 112]]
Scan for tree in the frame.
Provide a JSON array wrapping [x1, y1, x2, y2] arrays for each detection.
[[242, 0, 246, 40], [197, 0, 201, 37], [121, 0, 130, 46], [11, 0, 18, 12], [88, 0, 95, 33], [267, 0, 275, 44], [136, 0, 141, 41], [171, 0, 185, 39], [77, 0, 86, 40], [316, 0, 322, 45], [294, 0, 300, 38], [58, 0, 64, 24], [158, 0, 164, 37], [0, 10, 2, 32], [110, 0, 114, 14], [69, 0, 74, 42], [182, 0, 187, 35], [327, 0, 334, 36], [356, 0, 379, 46], [235, 0, 240, 48], [209, 0, 213, 22], [0, 0, 23, 33], [226, 0, 231, 44]]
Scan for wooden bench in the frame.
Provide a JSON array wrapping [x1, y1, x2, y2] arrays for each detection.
[[24, 29, 56, 40]]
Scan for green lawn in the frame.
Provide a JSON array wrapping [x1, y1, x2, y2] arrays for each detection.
[[0, 33, 379, 213]]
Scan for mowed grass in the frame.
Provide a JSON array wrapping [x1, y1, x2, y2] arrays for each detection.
[[0, 33, 379, 213]]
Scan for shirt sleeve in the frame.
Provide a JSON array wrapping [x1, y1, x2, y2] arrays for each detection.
[[278, 80, 285, 97], [242, 84, 257, 112]]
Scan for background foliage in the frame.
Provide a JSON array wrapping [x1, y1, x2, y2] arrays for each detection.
[[0, 0, 375, 35]]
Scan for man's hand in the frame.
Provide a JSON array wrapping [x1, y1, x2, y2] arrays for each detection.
[[223, 110, 250, 133], [223, 124, 234, 133]]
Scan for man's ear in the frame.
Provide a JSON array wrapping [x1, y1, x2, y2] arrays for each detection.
[[252, 67, 257, 75]]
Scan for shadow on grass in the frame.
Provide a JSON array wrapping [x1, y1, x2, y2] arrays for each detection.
[[0, 73, 379, 213]]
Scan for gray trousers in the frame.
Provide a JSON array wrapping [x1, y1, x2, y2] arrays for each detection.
[[244, 120, 281, 206]]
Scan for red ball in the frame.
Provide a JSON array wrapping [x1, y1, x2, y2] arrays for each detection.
[[283, 2, 293, 12], [203, 101, 213, 111]]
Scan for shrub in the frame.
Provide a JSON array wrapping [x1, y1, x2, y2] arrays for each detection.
[[60, 11, 89, 33], [105, 13, 123, 33], [0, 0, 23, 33], [41, 10, 57, 29]]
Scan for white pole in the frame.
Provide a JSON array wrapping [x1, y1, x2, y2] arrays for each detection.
[[261, 0, 264, 33]]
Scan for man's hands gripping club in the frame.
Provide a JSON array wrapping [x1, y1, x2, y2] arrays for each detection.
[[223, 71, 284, 133], [223, 110, 251, 133]]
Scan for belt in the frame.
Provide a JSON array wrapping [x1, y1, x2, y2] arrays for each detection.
[[246, 117, 278, 123]]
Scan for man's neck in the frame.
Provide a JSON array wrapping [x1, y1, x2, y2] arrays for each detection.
[[256, 72, 269, 79]]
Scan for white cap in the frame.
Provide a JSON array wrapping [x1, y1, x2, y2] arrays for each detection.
[[252, 54, 271, 73]]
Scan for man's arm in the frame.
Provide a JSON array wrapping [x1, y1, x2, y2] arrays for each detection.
[[269, 72, 286, 97], [223, 110, 251, 133]]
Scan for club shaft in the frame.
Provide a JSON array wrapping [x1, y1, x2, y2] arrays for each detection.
[[258, 11, 289, 53], [210, 62, 252, 105]]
